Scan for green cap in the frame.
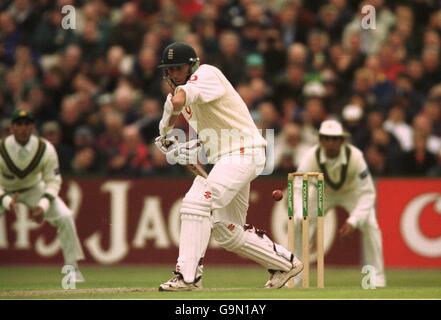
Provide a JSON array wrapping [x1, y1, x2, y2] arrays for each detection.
[[11, 109, 35, 123], [246, 53, 264, 67]]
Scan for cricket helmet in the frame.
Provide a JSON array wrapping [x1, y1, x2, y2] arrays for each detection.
[[158, 42, 200, 73]]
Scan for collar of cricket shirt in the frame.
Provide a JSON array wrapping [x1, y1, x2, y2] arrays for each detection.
[[1, 135, 46, 179], [13, 135, 36, 155], [318, 144, 348, 165], [315, 144, 351, 191]]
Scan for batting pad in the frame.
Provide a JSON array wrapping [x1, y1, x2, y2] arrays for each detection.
[[212, 222, 293, 272], [177, 176, 212, 283]]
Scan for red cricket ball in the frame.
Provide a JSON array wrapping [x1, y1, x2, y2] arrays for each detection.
[[272, 189, 283, 201]]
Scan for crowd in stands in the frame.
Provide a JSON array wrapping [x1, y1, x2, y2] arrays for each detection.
[[0, 0, 440, 177]]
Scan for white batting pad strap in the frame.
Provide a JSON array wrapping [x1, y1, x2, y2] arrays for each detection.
[[180, 175, 212, 216], [239, 232, 293, 272], [273, 242, 293, 261], [180, 199, 211, 217], [211, 221, 246, 251], [212, 222, 293, 272]]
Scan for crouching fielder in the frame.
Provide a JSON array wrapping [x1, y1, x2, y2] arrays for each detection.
[[0, 110, 85, 281], [294, 119, 386, 287], [155, 42, 303, 291]]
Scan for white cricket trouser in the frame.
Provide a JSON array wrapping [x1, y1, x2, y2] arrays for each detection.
[[1, 182, 84, 266], [209, 148, 266, 224]]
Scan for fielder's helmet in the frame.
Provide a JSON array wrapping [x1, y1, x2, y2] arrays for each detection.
[[158, 42, 199, 70]]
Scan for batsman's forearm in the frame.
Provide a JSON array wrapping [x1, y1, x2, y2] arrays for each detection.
[[159, 112, 180, 136], [168, 113, 180, 127]]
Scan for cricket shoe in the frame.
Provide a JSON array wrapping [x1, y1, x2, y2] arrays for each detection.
[[74, 269, 85, 283], [264, 256, 304, 289], [374, 275, 386, 288], [158, 272, 203, 292]]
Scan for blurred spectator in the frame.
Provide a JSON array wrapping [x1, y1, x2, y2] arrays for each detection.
[[0, 12, 23, 66], [422, 98, 441, 137], [31, 6, 76, 54], [249, 78, 269, 108], [110, 2, 145, 54], [272, 63, 305, 108], [365, 144, 388, 176], [76, 20, 107, 63], [420, 47, 441, 94], [59, 95, 84, 145], [0, 0, 439, 178], [286, 42, 307, 66], [60, 45, 83, 89], [412, 113, 441, 155], [107, 126, 152, 176], [113, 85, 140, 125], [342, 103, 366, 149], [137, 96, 161, 144], [42, 66, 66, 111], [208, 30, 246, 86], [378, 43, 406, 82], [342, 0, 395, 55], [406, 57, 425, 93], [26, 84, 58, 125], [244, 53, 265, 81], [427, 150, 441, 177], [300, 97, 327, 147], [71, 147, 102, 176], [255, 100, 280, 135], [401, 131, 437, 176], [305, 29, 329, 72], [99, 45, 128, 93], [97, 110, 124, 167], [0, 119, 11, 139], [277, 0, 308, 46], [240, 21, 263, 54], [316, 4, 344, 43], [7, 0, 40, 42], [40, 121, 74, 174], [392, 72, 424, 122], [366, 127, 404, 175], [132, 46, 162, 98], [70, 126, 104, 175], [274, 123, 310, 173], [259, 28, 286, 81], [383, 105, 413, 152]]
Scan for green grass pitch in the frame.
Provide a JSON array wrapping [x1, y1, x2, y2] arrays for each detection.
[[0, 266, 440, 299]]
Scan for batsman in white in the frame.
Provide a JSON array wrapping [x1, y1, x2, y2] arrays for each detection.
[[295, 119, 386, 287], [155, 42, 303, 291], [0, 110, 85, 282]]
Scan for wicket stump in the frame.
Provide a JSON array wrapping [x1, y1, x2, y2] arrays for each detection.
[[287, 172, 325, 288]]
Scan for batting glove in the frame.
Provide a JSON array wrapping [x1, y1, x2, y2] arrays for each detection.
[[154, 135, 178, 154], [166, 139, 202, 165]]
